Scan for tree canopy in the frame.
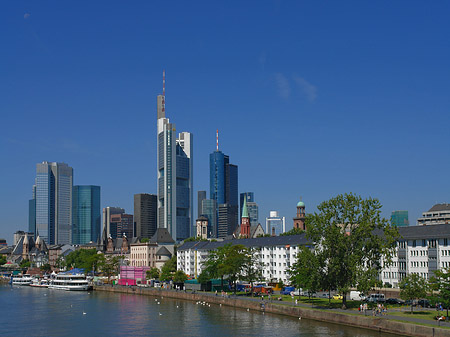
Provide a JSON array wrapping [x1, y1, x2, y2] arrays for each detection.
[[160, 256, 177, 281], [399, 273, 428, 313], [146, 267, 160, 280], [289, 193, 399, 308]]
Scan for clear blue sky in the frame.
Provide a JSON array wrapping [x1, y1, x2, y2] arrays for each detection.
[[1, 1, 450, 243]]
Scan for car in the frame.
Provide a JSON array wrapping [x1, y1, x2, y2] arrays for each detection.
[[385, 298, 405, 305], [417, 299, 431, 308], [320, 293, 331, 299], [332, 294, 343, 300]]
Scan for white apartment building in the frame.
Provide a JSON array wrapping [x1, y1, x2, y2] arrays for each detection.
[[417, 203, 450, 226], [177, 235, 308, 283]]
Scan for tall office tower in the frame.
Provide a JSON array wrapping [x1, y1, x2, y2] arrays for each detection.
[[266, 211, 286, 236], [210, 131, 238, 237], [110, 213, 134, 239], [201, 199, 217, 237], [34, 162, 73, 245], [391, 210, 409, 227], [72, 185, 101, 244], [197, 190, 206, 217], [240, 192, 258, 226], [28, 185, 36, 236], [156, 72, 193, 241], [134, 193, 157, 239], [103, 207, 125, 238], [218, 204, 238, 238]]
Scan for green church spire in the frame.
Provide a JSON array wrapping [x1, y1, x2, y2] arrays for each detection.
[[242, 197, 249, 218]]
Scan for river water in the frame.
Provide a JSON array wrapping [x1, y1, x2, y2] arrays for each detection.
[[0, 285, 400, 336]]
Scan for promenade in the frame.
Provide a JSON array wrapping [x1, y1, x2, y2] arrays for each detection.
[[95, 285, 450, 337]]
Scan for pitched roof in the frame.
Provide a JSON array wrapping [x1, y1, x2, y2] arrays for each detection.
[[156, 246, 172, 256], [398, 224, 450, 240], [150, 228, 175, 244], [428, 204, 450, 212]]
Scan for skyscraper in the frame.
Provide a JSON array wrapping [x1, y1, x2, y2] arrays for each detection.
[[103, 207, 125, 238], [110, 213, 134, 239], [34, 161, 73, 245], [134, 193, 157, 239], [201, 199, 217, 237], [72, 185, 101, 244], [210, 133, 238, 237], [197, 190, 206, 217], [391, 210, 409, 227], [156, 72, 193, 241]]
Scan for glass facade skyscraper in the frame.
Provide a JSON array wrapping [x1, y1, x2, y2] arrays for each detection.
[[35, 162, 73, 245], [201, 199, 217, 237], [391, 210, 409, 227], [134, 193, 157, 239], [72, 185, 101, 244]]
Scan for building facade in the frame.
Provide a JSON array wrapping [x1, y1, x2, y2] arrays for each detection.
[[417, 204, 450, 226], [72, 185, 101, 245], [156, 75, 193, 242], [240, 192, 258, 226], [34, 162, 73, 245], [266, 211, 286, 236], [103, 207, 125, 239], [197, 190, 206, 218], [134, 193, 157, 239], [201, 199, 217, 238], [110, 213, 134, 239], [391, 210, 409, 227]]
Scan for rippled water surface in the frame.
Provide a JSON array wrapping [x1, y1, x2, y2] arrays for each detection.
[[0, 285, 400, 336]]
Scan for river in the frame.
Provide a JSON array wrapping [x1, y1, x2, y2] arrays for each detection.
[[0, 285, 400, 336]]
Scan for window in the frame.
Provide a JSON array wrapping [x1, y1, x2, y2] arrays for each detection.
[[445, 238, 448, 246], [412, 240, 416, 247]]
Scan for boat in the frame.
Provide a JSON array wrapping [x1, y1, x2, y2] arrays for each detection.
[[48, 273, 91, 291], [11, 274, 33, 286], [30, 278, 49, 288]]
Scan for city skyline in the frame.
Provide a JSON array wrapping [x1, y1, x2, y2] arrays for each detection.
[[2, 1, 450, 243]]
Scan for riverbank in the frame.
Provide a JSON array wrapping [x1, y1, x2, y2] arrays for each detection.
[[94, 285, 450, 337]]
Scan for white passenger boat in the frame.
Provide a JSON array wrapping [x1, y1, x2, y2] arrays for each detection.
[[48, 273, 91, 291], [11, 274, 33, 286], [30, 278, 49, 288]]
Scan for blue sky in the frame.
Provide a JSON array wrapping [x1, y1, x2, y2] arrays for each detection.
[[1, 1, 450, 243]]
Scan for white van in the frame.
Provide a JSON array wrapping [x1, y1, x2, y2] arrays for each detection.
[[349, 291, 366, 301], [367, 293, 385, 303]]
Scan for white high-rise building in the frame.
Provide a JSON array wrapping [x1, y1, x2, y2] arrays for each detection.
[[266, 211, 286, 236], [156, 72, 193, 241], [34, 161, 73, 245]]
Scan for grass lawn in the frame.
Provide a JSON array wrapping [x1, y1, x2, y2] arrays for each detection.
[[387, 310, 441, 321]]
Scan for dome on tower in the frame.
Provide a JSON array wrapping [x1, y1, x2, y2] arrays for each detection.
[[297, 201, 305, 207]]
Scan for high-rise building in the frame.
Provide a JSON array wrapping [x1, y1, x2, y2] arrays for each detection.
[[266, 211, 286, 236], [240, 192, 258, 226], [210, 133, 238, 237], [103, 207, 125, 238], [197, 190, 206, 217], [201, 199, 217, 237], [134, 193, 157, 239], [34, 161, 73, 245], [110, 213, 134, 239], [72, 185, 101, 244], [157, 72, 193, 241], [391, 210, 409, 227]]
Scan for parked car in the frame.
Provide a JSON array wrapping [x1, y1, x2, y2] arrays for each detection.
[[281, 286, 296, 295], [332, 294, 343, 300], [349, 291, 366, 301], [367, 294, 385, 303], [320, 293, 331, 299], [417, 299, 431, 308], [385, 298, 405, 305]]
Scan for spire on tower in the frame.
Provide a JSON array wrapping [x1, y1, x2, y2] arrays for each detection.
[[162, 70, 165, 113], [216, 129, 219, 151]]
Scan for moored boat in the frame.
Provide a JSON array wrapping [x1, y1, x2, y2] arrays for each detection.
[[30, 278, 49, 288], [11, 274, 33, 286], [48, 273, 91, 291]]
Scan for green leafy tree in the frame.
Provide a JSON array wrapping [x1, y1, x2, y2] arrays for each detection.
[[99, 255, 123, 282], [431, 268, 450, 318], [288, 246, 321, 301], [160, 256, 177, 281], [399, 273, 428, 313], [146, 267, 160, 281], [20, 259, 31, 268], [299, 193, 399, 309], [40, 263, 52, 273], [240, 247, 264, 294], [280, 228, 305, 236], [0, 255, 6, 266], [141, 238, 149, 243], [64, 249, 100, 271], [173, 270, 188, 283], [197, 270, 210, 284]]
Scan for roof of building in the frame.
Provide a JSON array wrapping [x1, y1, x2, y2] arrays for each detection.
[[398, 224, 450, 240], [242, 198, 249, 218], [0, 246, 13, 254], [150, 228, 175, 244], [178, 234, 309, 251], [297, 201, 305, 207], [427, 204, 450, 212], [197, 215, 208, 221], [156, 246, 172, 256], [250, 224, 264, 237]]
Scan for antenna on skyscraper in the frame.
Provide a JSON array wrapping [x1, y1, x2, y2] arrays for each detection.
[[162, 70, 165, 113], [216, 129, 219, 151]]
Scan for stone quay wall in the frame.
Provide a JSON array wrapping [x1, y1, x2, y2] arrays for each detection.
[[94, 285, 449, 337]]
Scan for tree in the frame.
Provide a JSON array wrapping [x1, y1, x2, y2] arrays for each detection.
[[99, 255, 123, 283], [240, 247, 264, 294], [173, 270, 188, 283], [146, 267, 160, 281], [431, 268, 450, 318], [0, 255, 6, 266], [160, 256, 177, 281], [141, 238, 149, 243], [399, 273, 428, 313], [296, 193, 399, 309], [288, 246, 321, 301], [40, 263, 52, 273], [64, 248, 99, 271], [280, 228, 305, 236], [20, 259, 31, 268]]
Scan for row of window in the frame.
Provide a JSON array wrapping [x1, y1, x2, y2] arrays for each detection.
[[411, 261, 428, 268]]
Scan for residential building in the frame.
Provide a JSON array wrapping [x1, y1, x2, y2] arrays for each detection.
[[391, 210, 409, 227], [34, 161, 73, 245], [177, 235, 307, 282], [417, 204, 450, 226], [72, 185, 101, 245], [103, 207, 125, 238], [134, 193, 157, 239], [266, 211, 286, 236], [110, 213, 134, 239], [129, 242, 158, 267], [156, 72, 193, 241]]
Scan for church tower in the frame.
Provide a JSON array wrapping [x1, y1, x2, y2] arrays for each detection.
[[293, 199, 306, 231], [240, 198, 251, 238]]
